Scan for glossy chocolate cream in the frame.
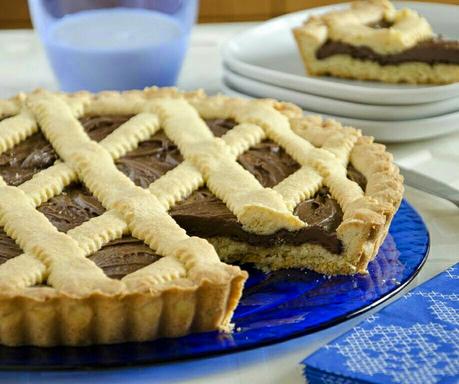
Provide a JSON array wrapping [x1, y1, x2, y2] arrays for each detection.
[[0, 116, 367, 277]]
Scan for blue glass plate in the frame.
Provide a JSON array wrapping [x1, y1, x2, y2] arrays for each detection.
[[0, 199, 429, 369]]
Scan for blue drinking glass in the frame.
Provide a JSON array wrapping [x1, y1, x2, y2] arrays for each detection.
[[28, 0, 199, 92]]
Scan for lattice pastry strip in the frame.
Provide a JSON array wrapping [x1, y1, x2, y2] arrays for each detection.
[[325, 170, 365, 211], [0, 209, 128, 291], [273, 166, 323, 211], [18, 163, 78, 207], [190, 94, 366, 222], [99, 112, 160, 158], [289, 115, 340, 146], [164, 97, 363, 232], [232, 101, 316, 163], [147, 123, 266, 211], [2, 94, 241, 291], [227, 100, 366, 218], [15, 114, 159, 212], [81, 88, 204, 117], [87, 91, 371, 232], [0, 253, 46, 290], [0, 102, 160, 291], [66, 210, 128, 257], [148, 99, 305, 234], [0, 185, 122, 295], [0, 95, 23, 119], [0, 203, 127, 291], [298, 0, 432, 55], [104, 104, 266, 214], [221, 123, 266, 157], [27, 93, 230, 290], [289, 116, 361, 170], [0, 111, 37, 154], [187, 97, 330, 217], [321, 128, 361, 166], [148, 162, 204, 211], [122, 256, 187, 290]]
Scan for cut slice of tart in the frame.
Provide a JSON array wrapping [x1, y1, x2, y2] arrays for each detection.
[[293, 0, 459, 84], [0, 88, 403, 346]]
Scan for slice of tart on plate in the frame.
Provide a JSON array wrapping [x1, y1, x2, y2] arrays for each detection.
[[293, 0, 459, 84]]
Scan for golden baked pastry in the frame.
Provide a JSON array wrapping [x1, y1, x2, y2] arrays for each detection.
[[293, 0, 459, 84], [0, 88, 403, 346]]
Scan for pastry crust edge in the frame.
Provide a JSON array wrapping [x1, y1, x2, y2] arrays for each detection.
[[0, 270, 247, 346]]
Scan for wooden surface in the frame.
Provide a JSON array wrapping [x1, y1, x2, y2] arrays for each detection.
[[199, 0, 458, 22], [0, 0, 457, 28], [0, 1, 30, 29]]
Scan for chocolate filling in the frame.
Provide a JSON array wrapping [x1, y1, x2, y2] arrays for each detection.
[[171, 186, 343, 249], [347, 163, 367, 190], [0, 131, 58, 186], [87, 236, 161, 280], [316, 38, 459, 66], [0, 116, 367, 277], [368, 19, 394, 29], [81, 115, 184, 188], [0, 229, 22, 264]]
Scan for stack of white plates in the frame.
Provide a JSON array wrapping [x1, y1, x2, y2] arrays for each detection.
[[221, 1, 459, 143]]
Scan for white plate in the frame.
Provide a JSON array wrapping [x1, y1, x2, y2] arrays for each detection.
[[220, 82, 459, 143], [222, 1, 459, 105], [224, 68, 459, 121]]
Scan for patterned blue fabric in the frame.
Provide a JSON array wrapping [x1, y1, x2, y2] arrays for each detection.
[[303, 263, 459, 384]]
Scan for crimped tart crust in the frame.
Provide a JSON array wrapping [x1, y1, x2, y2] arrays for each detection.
[[0, 88, 403, 346], [293, 0, 459, 84]]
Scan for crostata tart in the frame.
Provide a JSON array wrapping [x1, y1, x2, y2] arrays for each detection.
[[293, 0, 459, 84], [0, 88, 403, 346]]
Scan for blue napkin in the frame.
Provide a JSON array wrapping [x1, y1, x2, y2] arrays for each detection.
[[302, 263, 459, 384]]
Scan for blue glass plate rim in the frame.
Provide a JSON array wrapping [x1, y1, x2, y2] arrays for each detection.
[[0, 199, 429, 369]]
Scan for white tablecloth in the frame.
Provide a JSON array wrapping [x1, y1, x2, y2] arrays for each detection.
[[0, 24, 457, 384]]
